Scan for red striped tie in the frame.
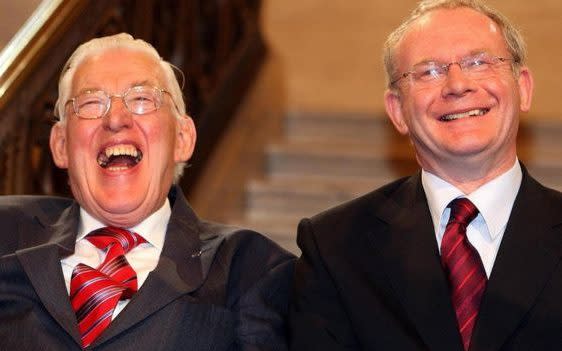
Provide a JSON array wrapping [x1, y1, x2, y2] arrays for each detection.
[[70, 227, 145, 348], [440, 198, 487, 351]]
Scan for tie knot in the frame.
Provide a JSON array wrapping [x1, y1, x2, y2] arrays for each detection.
[[86, 226, 145, 254], [448, 198, 479, 226]]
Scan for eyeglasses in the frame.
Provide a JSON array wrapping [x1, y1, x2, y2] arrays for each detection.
[[66, 85, 174, 119], [390, 52, 517, 87]]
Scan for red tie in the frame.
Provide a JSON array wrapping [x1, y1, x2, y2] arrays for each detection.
[[440, 198, 487, 351], [70, 227, 145, 348]]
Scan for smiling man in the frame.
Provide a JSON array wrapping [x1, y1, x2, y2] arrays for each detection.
[[0, 33, 294, 350], [290, 1, 562, 350]]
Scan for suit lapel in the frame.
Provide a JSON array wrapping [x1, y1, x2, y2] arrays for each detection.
[[470, 172, 562, 351], [96, 187, 220, 346], [368, 175, 464, 351], [15, 202, 82, 345]]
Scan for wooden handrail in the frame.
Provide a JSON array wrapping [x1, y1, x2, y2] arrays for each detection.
[[0, 0, 265, 196], [0, 0, 86, 111]]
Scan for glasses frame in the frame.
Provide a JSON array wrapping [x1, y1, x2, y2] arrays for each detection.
[[390, 53, 518, 87], [66, 85, 175, 120]]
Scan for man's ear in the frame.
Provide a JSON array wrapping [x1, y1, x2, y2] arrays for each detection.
[[49, 122, 69, 168], [174, 115, 196, 162], [384, 89, 409, 135], [517, 66, 534, 112]]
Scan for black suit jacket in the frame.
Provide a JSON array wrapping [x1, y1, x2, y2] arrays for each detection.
[[290, 170, 562, 350], [0, 186, 295, 350]]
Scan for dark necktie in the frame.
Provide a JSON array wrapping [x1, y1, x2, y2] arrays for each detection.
[[70, 227, 145, 348], [440, 198, 487, 351]]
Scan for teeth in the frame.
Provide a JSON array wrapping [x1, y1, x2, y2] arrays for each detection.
[[441, 108, 488, 121], [104, 144, 138, 158], [97, 144, 143, 168], [107, 166, 129, 171]]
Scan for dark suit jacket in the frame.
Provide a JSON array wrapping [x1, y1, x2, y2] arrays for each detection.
[[0, 186, 295, 350], [290, 169, 562, 351]]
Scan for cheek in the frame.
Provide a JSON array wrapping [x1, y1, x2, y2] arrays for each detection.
[[66, 124, 95, 157], [483, 75, 516, 101], [403, 91, 434, 125], [142, 120, 178, 155]]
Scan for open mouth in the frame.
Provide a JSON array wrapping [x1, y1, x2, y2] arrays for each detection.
[[440, 108, 489, 122], [97, 144, 143, 171]]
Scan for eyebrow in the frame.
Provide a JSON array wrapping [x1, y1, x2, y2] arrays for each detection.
[[412, 49, 490, 66], [73, 80, 157, 96], [130, 80, 155, 88]]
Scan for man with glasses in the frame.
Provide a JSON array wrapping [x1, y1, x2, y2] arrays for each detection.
[[290, 1, 562, 350], [0, 33, 294, 350]]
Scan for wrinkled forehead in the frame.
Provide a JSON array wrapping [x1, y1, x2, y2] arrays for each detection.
[[395, 7, 506, 65], [70, 48, 166, 94], [414, 7, 501, 38]]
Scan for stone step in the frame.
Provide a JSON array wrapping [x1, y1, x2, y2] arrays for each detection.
[[265, 140, 417, 180], [286, 111, 395, 142], [246, 175, 390, 216], [230, 215, 301, 254], [247, 172, 562, 219], [285, 111, 562, 150], [241, 171, 562, 256], [233, 112, 562, 255], [517, 119, 562, 151], [265, 140, 562, 184]]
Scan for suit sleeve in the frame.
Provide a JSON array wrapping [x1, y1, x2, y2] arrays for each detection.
[[289, 218, 360, 351], [230, 235, 296, 351]]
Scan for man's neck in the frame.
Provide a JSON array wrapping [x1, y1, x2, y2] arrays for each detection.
[[418, 154, 518, 195]]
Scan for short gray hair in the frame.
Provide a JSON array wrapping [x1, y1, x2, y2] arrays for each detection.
[[53, 33, 188, 181], [383, 0, 527, 88]]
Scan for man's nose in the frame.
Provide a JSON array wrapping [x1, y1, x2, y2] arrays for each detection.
[[441, 63, 476, 97], [103, 96, 134, 131]]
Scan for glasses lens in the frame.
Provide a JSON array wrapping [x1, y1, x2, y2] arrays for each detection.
[[412, 62, 444, 82], [74, 91, 108, 119], [125, 86, 161, 115], [462, 53, 493, 73]]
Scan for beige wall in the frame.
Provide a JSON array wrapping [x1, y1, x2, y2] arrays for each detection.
[[0, 0, 42, 49], [263, 0, 562, 119]]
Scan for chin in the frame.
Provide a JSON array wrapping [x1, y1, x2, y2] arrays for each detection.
[[446, 134, 494, 151], [89, 187, 143, 212]]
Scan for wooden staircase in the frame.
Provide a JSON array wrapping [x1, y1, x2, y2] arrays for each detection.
[[235, 111, 562, 254]]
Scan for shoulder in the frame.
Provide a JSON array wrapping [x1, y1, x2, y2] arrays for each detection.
[[0, 195, 73, 255], [199, 220, 296, 305], [0, 195, 72, 222], [194, 223, 295, 348], [301, 176, 413, 238], [519, 170, 562, 208], [199, 220, 295, 265], [294, 175, 422, 266]]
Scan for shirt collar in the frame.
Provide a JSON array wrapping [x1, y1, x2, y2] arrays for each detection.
[[422, 160, 522, 240], [78, 198, 171, 251]]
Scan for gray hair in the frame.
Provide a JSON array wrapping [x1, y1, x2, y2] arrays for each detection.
[[383, 0, 527, 88], [53, 33, 188, 181]]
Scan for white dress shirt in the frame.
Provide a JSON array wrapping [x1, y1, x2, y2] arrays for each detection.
[[60, 199, 170, 318], [421, 160, 522, 278]]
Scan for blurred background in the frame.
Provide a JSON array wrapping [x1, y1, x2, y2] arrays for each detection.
[[1, 0, 562, 253]]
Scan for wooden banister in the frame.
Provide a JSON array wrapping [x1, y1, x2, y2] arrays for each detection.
[[0, 0, 265, 196]]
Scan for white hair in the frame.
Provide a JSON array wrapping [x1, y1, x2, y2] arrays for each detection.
[[53, 33, 188, 181]]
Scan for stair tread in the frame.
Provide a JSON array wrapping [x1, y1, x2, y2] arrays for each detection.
[[267, 139, 413, 157], [248, 175, 390, 194], [268, 140, 562, 165], [287, 111, 562, 131], [228, 216, 301, 254], [216, 111, 562, 254], [287, 110, 388, 121]]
